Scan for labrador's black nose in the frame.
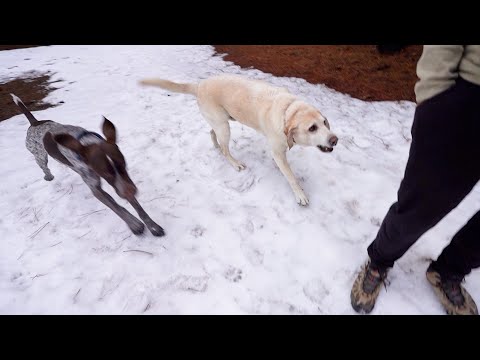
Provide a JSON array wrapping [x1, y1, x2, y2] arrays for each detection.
[[328, 135, 338, 147]]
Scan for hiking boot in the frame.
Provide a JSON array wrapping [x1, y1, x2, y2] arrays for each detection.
[[426, 263, 478, 315], [351, 261, 388, 314]]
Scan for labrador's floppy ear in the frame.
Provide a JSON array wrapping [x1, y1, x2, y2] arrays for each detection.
[[285, 126, 297, 150], [284, 101, 301, 150]]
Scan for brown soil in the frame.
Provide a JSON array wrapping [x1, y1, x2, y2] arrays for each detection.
[[214, 45, 423, 102], [0, 71, 61, 122], [0, 45, 41, 51]]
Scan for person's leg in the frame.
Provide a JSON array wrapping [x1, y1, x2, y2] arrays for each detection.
[[369, 79, 480, 269], [425, 211, 480, 315], [351, 78, 480, 313], [435, 211, 480, 280]]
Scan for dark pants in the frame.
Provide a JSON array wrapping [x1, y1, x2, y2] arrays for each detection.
[[368, 77, 480, 281]]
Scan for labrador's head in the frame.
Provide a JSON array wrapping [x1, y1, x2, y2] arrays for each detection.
[[284, 102, 338, 152]]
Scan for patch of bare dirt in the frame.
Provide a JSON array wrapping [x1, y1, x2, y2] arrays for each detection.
[[0, 45, 42, 51], [0, 71, 61, 122], [215, 45, 423, 102]]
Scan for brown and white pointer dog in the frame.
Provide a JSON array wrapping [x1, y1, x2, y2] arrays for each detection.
[[12, 94, 164, 237]]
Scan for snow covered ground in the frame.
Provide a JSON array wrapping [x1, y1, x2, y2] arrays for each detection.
[[0, 45, 478, 314]]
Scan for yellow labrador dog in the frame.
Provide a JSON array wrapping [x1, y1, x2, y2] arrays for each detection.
[[140, 75, 338, 206]]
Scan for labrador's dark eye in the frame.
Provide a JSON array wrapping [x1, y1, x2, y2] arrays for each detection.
[[309, 124, 318, 132], [324, 119, 330, 130]]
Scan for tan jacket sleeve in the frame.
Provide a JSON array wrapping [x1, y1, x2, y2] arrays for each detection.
[[414, 45, 465, 104]]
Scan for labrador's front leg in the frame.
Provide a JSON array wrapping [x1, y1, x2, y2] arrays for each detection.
[[271, 148, 309, 206]]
